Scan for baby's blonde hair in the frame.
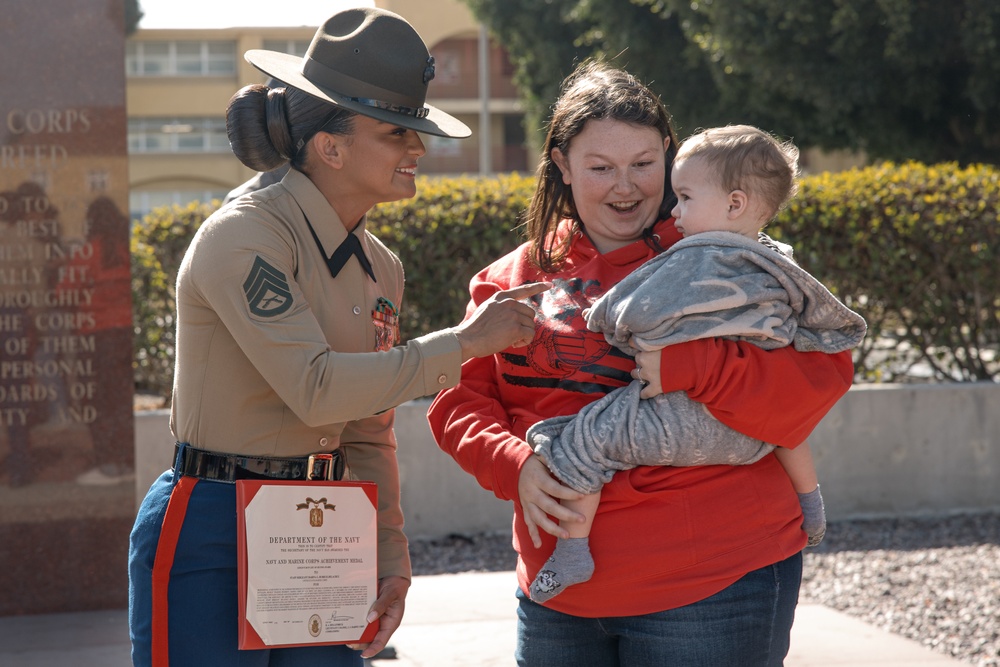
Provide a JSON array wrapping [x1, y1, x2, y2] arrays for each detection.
[[676, 125, 800, 220]]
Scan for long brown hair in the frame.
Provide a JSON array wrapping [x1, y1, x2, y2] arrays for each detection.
[[524, 61, 678, 272]]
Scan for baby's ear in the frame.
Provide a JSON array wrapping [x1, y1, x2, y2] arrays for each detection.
[[727, 190, 749, 218]]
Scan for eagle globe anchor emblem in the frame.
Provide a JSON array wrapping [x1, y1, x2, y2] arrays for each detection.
[[296, 497, 336, 527]]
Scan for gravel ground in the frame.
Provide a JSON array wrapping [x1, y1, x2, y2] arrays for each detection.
[[408, 512, 1000, 667], [802, 513, 1000, 667]]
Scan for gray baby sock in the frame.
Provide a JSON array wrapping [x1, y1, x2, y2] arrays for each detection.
[[529, 537, 595, 604], [798, 486, 827, 547]]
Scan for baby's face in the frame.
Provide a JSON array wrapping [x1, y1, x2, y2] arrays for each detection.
[[669, 156, 734, 237]]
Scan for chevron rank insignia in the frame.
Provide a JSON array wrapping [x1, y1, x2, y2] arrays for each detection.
[[243, 255, 293, 317]]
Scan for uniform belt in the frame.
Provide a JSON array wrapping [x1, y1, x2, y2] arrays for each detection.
[[173, 444, 345, 483]]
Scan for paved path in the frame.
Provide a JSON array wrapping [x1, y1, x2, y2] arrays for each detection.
[[0, 571, 965, 666]]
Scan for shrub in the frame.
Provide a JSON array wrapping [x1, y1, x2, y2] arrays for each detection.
[[368, 173, 534, 342], [131, 200, 215, 396], [129, 174, 534, 396], [130, 163, 1000, 397], [772, 161, 1000, 382]]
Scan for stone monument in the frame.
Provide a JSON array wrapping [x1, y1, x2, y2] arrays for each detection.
[[0, 0, 134, 615]]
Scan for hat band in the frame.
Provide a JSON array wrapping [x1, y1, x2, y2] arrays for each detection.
[[302, 56, 426, 109], [346, 96, 430, 119]]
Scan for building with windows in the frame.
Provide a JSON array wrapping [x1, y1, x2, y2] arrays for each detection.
[[126, 0, 528, 220]]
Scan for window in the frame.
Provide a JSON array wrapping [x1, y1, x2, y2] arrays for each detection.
[[434, 50, 461, 86], [128, 118, 230, 153], [499, 49, 516, 77], [426, 135, 461, 158], [261, 39, 311, 58], [130, 189, 229, 222], [126, 41, 236, 76], [205, 41, 236, 75]]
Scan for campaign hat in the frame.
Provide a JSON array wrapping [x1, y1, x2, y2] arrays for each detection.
[[245, 7, 470, 138]]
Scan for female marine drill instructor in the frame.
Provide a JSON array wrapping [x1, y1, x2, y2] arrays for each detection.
[[128, 8, 546, 666]]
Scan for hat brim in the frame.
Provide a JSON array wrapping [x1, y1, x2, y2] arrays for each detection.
[[245, 50, 471, 139]]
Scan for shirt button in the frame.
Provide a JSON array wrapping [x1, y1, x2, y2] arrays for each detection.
[[319, 437, 330, 448], [437, 373, 448, 384], [352, 306, 361, 315]]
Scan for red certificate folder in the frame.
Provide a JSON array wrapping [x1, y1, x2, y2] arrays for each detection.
[[236, 479, 379, 650]]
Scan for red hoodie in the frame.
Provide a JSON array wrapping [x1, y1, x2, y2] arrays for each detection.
[[427, 219, 854, 617]]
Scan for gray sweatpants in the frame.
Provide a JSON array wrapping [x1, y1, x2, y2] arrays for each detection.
[[527, 381, 774, 495]]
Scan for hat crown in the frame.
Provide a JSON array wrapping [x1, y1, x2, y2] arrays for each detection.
[[304, 8, 431, 108]]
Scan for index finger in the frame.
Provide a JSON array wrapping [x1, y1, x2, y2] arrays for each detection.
[[498, 281, 552, 301]]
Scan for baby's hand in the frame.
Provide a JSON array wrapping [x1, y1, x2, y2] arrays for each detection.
[[634, 349, 662, 399]]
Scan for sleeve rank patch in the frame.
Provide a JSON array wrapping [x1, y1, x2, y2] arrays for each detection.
[[243, 255, 293, 317]]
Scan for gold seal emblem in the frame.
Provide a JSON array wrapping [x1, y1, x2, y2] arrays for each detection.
[[308, 614, 322, 637], [295, 497, 336, 527]]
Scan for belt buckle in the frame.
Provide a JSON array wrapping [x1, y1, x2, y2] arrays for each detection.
[[306, 453, 337, 481]]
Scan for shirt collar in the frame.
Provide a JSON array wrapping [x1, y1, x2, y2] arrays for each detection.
[[567, 218, 683, 267], [283, 168, 368, 254]]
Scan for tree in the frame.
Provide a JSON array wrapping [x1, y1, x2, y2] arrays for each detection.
[[462, 0, 740, 147], [464, 0, 1000, 164], [126, 0, 143, 35], [462, 0, 593, 148], [660, 0, 1000, 164], [562, 1, 750, 136], [461, 0, 803, 148]]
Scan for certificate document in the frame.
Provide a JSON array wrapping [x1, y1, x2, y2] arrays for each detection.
[[236, 480, 379, 650]]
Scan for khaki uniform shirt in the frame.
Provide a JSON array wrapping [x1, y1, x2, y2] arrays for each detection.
[[170, 168, 463, 579]]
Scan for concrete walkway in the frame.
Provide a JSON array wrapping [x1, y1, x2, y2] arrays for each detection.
[[0, 571, 964, 666]]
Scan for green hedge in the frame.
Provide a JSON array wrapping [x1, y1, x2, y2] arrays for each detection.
[[129, 174, 534, 396], [771, 162, 1000, 382], [367, 172, 534, 343], [131, 200, 219, 397], [131, 164, 999, 396]]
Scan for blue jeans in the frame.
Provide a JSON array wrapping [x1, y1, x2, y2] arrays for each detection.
[[515, 552, 802, 667]]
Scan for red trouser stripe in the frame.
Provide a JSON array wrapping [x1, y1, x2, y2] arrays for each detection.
[[150, 475, 198, 667]]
